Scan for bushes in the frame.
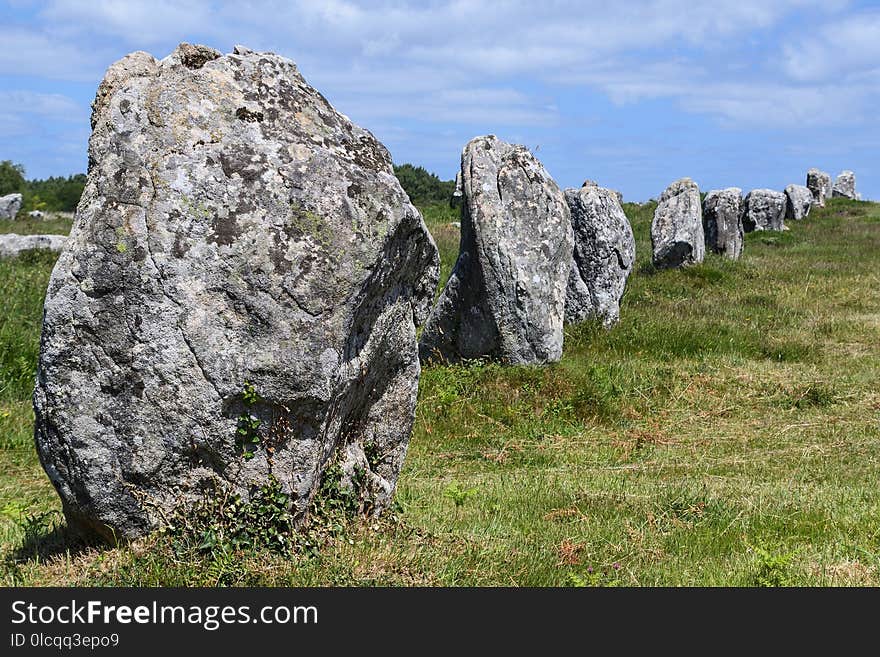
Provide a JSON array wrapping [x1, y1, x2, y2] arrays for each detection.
[[0, 160, 86, 213], [0, 161, 26, 197], [393, 163, 455, 205]]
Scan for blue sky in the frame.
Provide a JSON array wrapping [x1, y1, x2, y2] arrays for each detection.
[[1, 0, 878, 201]]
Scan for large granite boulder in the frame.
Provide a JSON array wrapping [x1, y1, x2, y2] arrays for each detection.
[[564, 183, 635, 326], [650, 177, 704, 268], [419, 135, 572, 365], [784, 184, 813, 221], [806, 169, 831, 207], [832, 171, 857, 199], [0, 233, 67, 258], [743, 189, 787, 232], [702, 188, 743, 259], [0, 193, 22, 219], [33, 43, 440, 542]]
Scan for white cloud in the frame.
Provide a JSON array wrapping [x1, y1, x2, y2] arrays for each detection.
[[0, 91, 83, 119], [0, 91, 87, 139], [40, 0, 214, 45], [782, 10, 880, 82], [0, 29, 110, 81], [2, 0, 876, 185]]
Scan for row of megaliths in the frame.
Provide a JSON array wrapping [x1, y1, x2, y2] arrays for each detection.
[[418, 137, 636, 366], [650, 169, 859, 268], [33, 44, 638, 544]]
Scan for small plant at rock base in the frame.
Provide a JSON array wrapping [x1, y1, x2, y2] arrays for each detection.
[[295, 459, 374, 557], [312, 461, 363, 519], [363, 440, 382, 471], [164, 476, 293, 559], [236, 381, 261, 460], [14, 510, 62, 560]]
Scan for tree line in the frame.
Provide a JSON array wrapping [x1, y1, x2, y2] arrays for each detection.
[[0, 160, 86, 214], [393, 163, 455, 205], [0, 159, 453, 215]]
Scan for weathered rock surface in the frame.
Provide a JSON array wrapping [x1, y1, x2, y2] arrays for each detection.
[[806, 169, 831, 207], [0, 193, 22, 219], [564, 183, 635, 326], [419, 135, 572, 365], [28, 210, 46, 219], [832, 170, 857, 199], [33, 43, 440, 542], [583, 179, 623, 205], [784, 184, 813, 221], [650, 178, 704, 268], [702, 188, 743, 259], [743, 189, 787, 232], [0, 233, 67, 258]]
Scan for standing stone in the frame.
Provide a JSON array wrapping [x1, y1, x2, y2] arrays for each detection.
[[743, 189, 787, 232], [702, 188, 743, 259], [832, 171, 857, 199], [650, 177, 704, 269], [419, 135, 573, 365], [564, 183, 635, 326], [0, 193, 22, 219], [583, 179, 623, 204], [784, 184, 813, 221], [33, 44, 440, 542], [806, 169, 831, 207], [0, 233, 67, 258], [449, 170, 463, 208]]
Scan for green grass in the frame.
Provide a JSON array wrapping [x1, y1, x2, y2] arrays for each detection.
[[1, 216, 73, 236], [2, 198, 879, 586]]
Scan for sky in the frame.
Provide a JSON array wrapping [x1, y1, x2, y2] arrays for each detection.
[[0, 0, 878, 202]]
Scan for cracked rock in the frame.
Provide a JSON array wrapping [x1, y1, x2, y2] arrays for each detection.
[[702, 188, 743, 259], [744, 189, 787, 232], [418, 135, 573, 365], [33, 43, 439, 542], [784, 184, 813, 221], [806, 169, 832, 207], [651, 177, 704, 269], [832, 170, 857, 199], [564, 183, 635, 326], [0, 193, 22, 220], [0, 233, 67, 257]]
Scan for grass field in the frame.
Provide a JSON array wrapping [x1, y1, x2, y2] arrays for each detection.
[[1, 215, 73, 236], [1, 198, 878, 586]]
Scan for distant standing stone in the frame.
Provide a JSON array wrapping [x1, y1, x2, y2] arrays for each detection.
[[564, 183, 635, 326], [784, 184, 813, 221], [832, 171, 857, 199], [419, 135, 573, 365], [702, 188, 743, 259], [743, 189, 787, 232], [806, 169, 831, 207], [651, 177, 704, 269], [0, 233, 67, 258], [0, 193, 22, 220], [450, 170, 463, 208]]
